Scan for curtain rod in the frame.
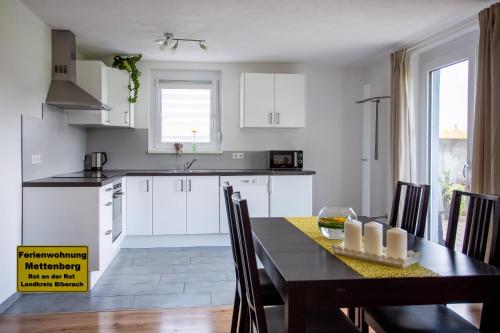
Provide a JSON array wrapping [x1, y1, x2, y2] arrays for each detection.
[[355, 96, 390, 104]]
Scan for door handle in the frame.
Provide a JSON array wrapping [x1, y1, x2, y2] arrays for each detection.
[[187, 179, 192, 192], [105, 202, 112, 207], [145, 180, 150, 192], [268, 112, 273, 125], [463, 162, 471, 179], [105, 230, 112, 236], [124, 111, 129, 124], [276, 112, 280, 125], [180, 179, 184, 192]]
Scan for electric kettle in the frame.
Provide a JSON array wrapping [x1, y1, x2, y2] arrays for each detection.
[[84, 152, 108, 171]]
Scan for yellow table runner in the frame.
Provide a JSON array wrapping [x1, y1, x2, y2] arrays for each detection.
[[285, 217, 437, 278]]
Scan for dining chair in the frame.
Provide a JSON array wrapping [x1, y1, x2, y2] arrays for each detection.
[[223, 185, 282, 333], [388, 181, 431, 238], [363, 190, 500, 333], [231, 192, 360, 333]]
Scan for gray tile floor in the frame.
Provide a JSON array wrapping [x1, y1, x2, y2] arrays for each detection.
[[4, 247, 236, 315]]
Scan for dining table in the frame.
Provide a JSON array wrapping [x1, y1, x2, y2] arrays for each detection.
[[250, 216, 500, 333]]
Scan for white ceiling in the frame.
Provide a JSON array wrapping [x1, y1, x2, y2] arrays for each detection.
[[22, 0, 493, 65]]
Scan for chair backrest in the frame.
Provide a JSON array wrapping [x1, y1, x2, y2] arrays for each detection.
[[445, 190, 500, 264], [222, 185, 245, 289], [390, 181, 430, 238], [232, 193, 268, 333]]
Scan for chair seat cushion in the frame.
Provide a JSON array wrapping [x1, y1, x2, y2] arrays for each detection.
[[258, 268, 283, 305], [265, 305, 359, 333], [364, 305, 480, 333]]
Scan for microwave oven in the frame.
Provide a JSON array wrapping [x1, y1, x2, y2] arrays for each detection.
[[267, 150, 303, 169]]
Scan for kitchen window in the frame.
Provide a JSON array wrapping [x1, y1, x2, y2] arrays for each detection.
[[149, 70, 222, 153]]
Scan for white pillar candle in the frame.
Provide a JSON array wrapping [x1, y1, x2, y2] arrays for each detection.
[[344, 220, 362, 251], [364, 222, 383, 256], [386, 228, 408, 260]]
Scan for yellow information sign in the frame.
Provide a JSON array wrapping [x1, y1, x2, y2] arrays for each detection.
[[17, 246, 88, 292]]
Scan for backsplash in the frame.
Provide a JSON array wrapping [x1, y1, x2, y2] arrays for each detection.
[[22, 104, 87, 180], [86, 128, 267, 170]]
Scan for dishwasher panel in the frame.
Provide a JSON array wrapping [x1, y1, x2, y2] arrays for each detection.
[[219, 176, 269, 233]]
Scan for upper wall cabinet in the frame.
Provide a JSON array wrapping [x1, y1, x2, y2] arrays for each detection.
[[240, 73, 306, 128], [66, 61, 134, 128]]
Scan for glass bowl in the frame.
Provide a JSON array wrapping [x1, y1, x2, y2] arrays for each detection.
[[317, 207, 357, 240]]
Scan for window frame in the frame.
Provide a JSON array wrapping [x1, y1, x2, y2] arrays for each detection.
[[148, 70, 222, 154]]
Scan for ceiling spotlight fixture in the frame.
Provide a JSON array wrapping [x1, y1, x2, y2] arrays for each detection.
[[155, 32, 207, 52], [199, 41, 208, 52]]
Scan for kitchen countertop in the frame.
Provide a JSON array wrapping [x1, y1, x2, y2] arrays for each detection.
[[23, 169, 316, 187]]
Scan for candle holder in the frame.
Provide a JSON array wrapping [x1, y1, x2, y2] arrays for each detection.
[[317, 207, 357, 240]]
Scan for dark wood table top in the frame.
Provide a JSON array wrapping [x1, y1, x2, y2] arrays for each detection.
[[251, 217, 500, 304]]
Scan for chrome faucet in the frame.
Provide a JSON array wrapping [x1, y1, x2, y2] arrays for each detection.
[[184, 158, 198, 171]]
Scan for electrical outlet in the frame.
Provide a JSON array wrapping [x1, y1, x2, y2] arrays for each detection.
[[232, 152, 244, 159], [31, 154, 42, 164]]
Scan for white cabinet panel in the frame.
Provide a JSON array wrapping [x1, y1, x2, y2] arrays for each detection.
[[153, 176, 187, 235], [187, 176, 220, 234], [219, 176, 269, 233], [107, 68, 131, 127], [99, 184, 114, 269], [275, 74, 306, 127], [240, 73, 275, 127], [127, 176, 153, 235], [270, 175, 312, 217]]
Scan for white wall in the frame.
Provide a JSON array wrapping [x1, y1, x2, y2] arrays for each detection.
[[361, 56, 391, 217], [0, 0, 51, 304], [98, 60, 365, 213]]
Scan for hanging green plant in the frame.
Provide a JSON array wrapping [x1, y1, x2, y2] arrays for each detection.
[[112, 54, 142, 104]]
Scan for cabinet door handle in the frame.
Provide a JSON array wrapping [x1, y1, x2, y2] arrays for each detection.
[[268, 112, 273, 125], [105, 230, 112, 236], [105, 187, 113, 192], [145, 180, 150, 192], [276, 112, 280, 125], [105, 202, 112, 206], [124, 111, 129, 124], [180, 179, 184, 192], [188, 179, 192, 192]]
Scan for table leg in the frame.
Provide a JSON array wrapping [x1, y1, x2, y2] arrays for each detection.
[[480, 301, 500, 332], [285, 289, 306, 333]]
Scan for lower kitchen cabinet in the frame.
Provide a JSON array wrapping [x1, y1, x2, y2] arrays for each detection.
[[126, 176, 153, 235], [186, 176, 220, 234], [270, 175, 313, 217], [151, 176, 220, 235], [23, 183, 115, 272], [153, 176, 187, 235]]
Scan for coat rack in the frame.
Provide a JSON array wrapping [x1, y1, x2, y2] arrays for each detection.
[[355, 96, 390, 160]]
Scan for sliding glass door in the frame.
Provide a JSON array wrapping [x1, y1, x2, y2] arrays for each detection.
[[428, 60, 473, 245], [417, 32, 477, 245]]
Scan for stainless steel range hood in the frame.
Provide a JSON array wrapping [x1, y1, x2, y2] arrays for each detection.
[[45, 30, 111, 111]]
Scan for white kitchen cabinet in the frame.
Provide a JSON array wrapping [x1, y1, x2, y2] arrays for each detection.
[[270, 175, 313, 217], [153, 176, 187, 235], [98, 184, 114, 269], [240, 73, 275, 127], [186, 176, 220, 234], [127, 176, 153, 235], [240, 73, 306, 128], [22, 183, 115, 272], [107, 68, 134, 127], [274, 74, 306, 127], [219, 176, 269, 233], [67, 60, 134, 128]]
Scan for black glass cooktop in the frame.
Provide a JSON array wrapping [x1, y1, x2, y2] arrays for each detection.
[[52, 171, 108, 178]]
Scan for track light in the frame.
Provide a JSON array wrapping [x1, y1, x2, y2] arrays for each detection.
[[199, 41, 208, 52], [155, 32, 207, 52]]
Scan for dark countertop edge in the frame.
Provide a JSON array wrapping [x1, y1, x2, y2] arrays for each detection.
[[23, 170, 316, 187]]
